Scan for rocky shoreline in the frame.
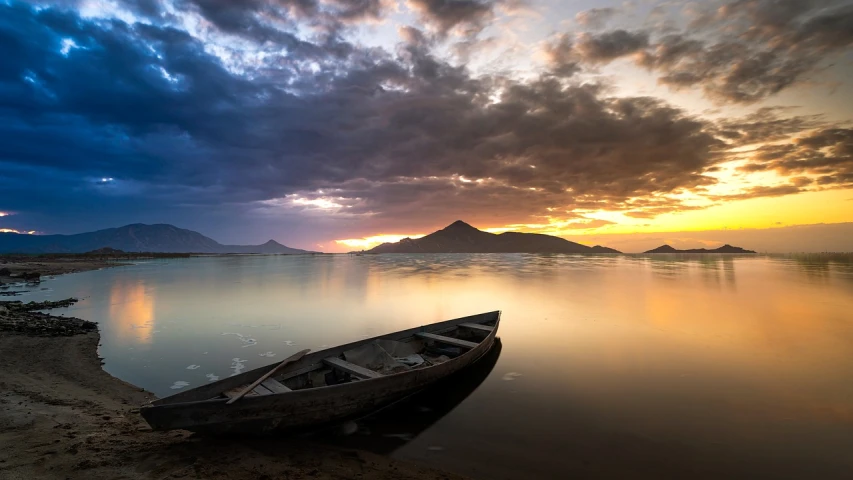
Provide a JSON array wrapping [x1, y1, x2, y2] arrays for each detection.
[[0, 298, 98, 336]]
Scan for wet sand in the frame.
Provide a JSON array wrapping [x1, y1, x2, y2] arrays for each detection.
[[0, 259, 468, 480]]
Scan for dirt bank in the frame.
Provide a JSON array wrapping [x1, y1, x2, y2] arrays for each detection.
[[0, 330, 468, 480]]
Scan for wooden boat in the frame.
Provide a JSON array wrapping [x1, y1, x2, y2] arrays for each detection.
[[324, 338, 503, 454], [140, 311, 501, 434]]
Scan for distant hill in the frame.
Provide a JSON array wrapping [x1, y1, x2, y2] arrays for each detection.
[[0, 224, 314, 254], [86, 247, 126, 255], [645, 244, 756, 254], [366, 221, 620, 254]]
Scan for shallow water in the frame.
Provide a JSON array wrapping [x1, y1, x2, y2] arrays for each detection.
[[12, 254, 853, 479]]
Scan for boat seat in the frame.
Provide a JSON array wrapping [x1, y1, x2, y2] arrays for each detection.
[[459, 323, 494, 333], [260, 378, 291, 393], [251, 384, 274, 395], [221, 379, 291, 399], [416, 332, 478, 349], [323, 357, 382, 379]]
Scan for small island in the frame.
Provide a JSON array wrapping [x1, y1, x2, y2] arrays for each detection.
[[644, 244, 756, 254]]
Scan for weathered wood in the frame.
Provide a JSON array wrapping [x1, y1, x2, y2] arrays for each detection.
[[459, 322, 494, 333], [261, 378, 291, 393], [226, 349, 310, 405], [416, 332, 478, 349], [323, 357, 382, 379], [252, 384, 274, 395], [278, 363, 324, 382], [150, 311, 498, 406], [224, 387, 258, 398], [141, 311, 502, 433]]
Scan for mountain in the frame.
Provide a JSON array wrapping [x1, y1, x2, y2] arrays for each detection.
[[645, 244, 756, 254], [366, 221, 621, 254], [0, 224, 313, 254]]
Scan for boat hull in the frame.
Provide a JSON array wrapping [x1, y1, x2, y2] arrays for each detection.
[[140, 312, 500, 434]]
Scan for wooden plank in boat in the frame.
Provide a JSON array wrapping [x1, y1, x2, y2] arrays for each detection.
[[323, 357, 382, 379], [416, 332, 478, 349], [223, 386, 258, 398], [252, 384, 274, 396], [459, 323, 494, 333], [279, 363, 324, 381], [261, 378, 291, 393]]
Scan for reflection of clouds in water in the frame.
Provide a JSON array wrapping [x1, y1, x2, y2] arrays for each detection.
[[221, 332, 258, 347], [227, 323, 282, 329], [258, 352, 276, 357], [230, 358, 248, 376], [205, 373, 219, 382], [502, 372, 522, 381], [170, 381, 189, 389], [186, 364, 200, 370], [284, 340, 295, 346]]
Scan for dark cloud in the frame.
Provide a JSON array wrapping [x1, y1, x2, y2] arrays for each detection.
[[638, 0, 853, 103], [0, 1, 731, 235], [407, 0, 498, 35], [542, 34, 581, 77], [575, 30, 649, 63], [544, 30, 648, 75], [738, 128, 853, 187], [714, 107, 824, 145], [560, 0, 853, 103], [707, 184, 803, 201], [1, 0, 850, 246], [164, 0, 388, 47]]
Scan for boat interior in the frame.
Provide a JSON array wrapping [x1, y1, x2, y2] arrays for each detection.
[[214, 317, 499, 401]]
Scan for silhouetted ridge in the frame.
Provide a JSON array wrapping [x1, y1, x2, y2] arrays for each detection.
[[644, 244, 756, 254], [645, 244, 679, 253], [444, 220, 478, 231], [366, 221, 621, 254], [0, 224, 314, 254]]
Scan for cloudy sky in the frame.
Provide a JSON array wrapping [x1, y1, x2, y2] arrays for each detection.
[[1, 0, 851, 252]]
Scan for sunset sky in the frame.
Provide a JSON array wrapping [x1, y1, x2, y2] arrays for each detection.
[[1, 0, 851, 252]]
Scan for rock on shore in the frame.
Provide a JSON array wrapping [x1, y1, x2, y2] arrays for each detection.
[[0, 298, 97, 336]]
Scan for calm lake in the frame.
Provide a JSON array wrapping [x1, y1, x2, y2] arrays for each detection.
[[13, 254, 853, 479]]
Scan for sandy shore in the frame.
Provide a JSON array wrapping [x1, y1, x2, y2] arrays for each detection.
[[0, 259, 468, 480]]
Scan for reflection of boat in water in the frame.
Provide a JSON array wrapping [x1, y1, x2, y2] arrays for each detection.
[[316, 337, 502, 454], [141, 311, 501, 434]]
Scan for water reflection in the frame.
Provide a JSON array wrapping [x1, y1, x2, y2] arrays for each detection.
[[16, 253, 853, 480], [775, 253, 853, 285], [317, 339, 502, 454], [108, 278, 155, 345]]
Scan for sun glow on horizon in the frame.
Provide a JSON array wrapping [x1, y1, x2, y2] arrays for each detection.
[[336, 234, 426, 250]]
